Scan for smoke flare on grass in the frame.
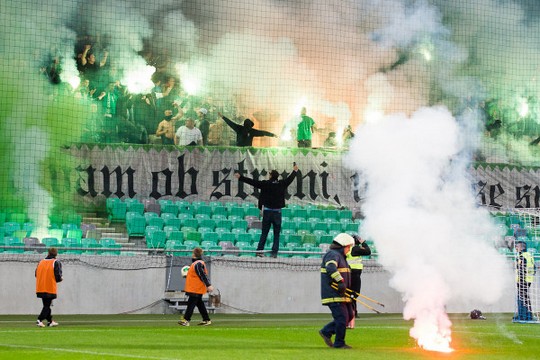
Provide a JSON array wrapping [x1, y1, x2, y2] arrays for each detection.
[[345, 107, 512, 351]]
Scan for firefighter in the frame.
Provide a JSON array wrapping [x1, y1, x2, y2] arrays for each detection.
[[346, 235, 371, 328], [319, 233, 355, 349]]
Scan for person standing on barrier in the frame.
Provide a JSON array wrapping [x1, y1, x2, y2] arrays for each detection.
[[513, 240, 535, 322], [297, 107, 316, 148], [178, 247, 214, 326], [35, 247, 63, 328], [319, 233, 355, 349], [346, 235, 371, 328], [234, 163, 298, 258]]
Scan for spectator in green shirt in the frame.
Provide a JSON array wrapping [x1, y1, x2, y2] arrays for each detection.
[[297, 107, 316, 148]]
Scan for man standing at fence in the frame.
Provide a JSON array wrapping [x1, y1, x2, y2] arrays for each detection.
[[513, 240, 536, 322], [234, 163, 298, 258], [178, 247, 214, 326], [319, 233, 355, 349], [35, 247, 63, 327]]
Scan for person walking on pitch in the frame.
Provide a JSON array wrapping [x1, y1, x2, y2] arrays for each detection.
[[178, 247, 214, 326], [35, 247, 63, 327], [319, 233, 355, 349]]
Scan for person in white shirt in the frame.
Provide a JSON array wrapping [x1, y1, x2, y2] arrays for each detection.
[[175, 117, 203, 146]]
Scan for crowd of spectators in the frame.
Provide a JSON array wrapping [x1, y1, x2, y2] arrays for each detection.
[[476, 97, 540, 144], [40, 34, 355, 149]]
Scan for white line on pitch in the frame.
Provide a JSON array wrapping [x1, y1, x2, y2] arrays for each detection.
[[0, 343, 182, 360]]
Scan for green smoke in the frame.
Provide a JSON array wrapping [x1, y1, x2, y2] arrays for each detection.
[[0, 66, 90, 227]]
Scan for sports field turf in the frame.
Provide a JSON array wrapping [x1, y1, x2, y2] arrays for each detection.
[[0, 313, 538, 359]]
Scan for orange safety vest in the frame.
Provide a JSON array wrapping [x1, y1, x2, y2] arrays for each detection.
[[184, 260, 208, 295], [36, 259, 57, 295]]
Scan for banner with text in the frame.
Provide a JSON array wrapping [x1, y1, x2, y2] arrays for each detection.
[[68, 145, 540, 210]]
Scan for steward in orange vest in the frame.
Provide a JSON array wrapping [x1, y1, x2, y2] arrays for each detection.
[[35, 247, 63, 327], [178, 247, 214, 326]]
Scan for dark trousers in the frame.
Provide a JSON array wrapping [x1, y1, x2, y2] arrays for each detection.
[[297, 140, 312, 148], [161, 136, 174, 145], [257, 210, 282, 255], [320, 302, 354, 348], [350, 269, 362, 317], [516, 282, 532, 321], [183, 294, 210, 322], [38, 298, 53, 322]]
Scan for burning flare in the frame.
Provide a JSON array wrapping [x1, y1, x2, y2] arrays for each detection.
[[407, 308, 454, 353]]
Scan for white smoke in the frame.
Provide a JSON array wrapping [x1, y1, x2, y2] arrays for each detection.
[[345, 106, 513, 350]]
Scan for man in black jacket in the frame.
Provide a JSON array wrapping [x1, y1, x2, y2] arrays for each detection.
[[218, 112, 276, 147], [234, 163, 298, 257]]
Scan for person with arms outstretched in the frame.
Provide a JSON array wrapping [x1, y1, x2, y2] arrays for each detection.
[[234, 163, 298, 257], [218, 112, 276, 147]]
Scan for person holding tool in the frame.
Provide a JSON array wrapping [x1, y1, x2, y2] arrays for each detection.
[[234, 163, 298, 258], [319, 233, 355, 349], [346, 234, 371, 328]]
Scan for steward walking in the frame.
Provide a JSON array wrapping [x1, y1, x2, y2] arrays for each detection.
[[35, 247, 62, 327], [178, 247, 214, 326]]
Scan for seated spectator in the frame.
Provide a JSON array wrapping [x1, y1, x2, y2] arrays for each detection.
[[175, 117, 203, 146], [218, 112, 276, 147]]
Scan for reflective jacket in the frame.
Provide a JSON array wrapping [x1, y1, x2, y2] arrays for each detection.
[[35, 257, 62, 299], [185, 259, 211, 295], [347, 242, 371, 270], [320, 247, 351, 305], [516, 251, 535, 283]]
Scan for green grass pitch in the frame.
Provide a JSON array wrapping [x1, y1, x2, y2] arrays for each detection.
[[0, 313, 538, 359]]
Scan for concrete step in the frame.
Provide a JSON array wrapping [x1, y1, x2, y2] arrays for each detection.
[[84, 217, 110, 226], [114, 238, 132, 246], [120, 242, 136, 247], [80, 212, 98, 218], [101, 232, 127, 239], [96, 227, 116, 232]]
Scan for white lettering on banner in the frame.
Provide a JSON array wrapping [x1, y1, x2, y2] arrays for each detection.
[[69, 145, 540, 209]]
